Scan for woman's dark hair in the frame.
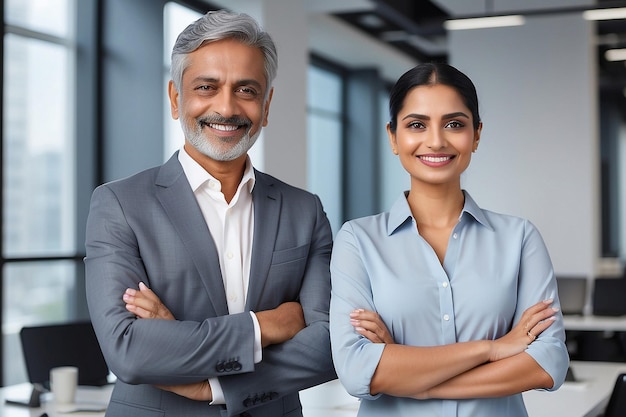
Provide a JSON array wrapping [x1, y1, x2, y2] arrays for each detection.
[[388, 62, 481, 132]]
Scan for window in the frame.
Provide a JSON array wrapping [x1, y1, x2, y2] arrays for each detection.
[[2, 0, 77, 386], [307, 63, 344, 234], [163, 2, 202, 160]]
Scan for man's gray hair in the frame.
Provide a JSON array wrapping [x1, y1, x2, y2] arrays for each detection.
[[170, 10, 278, 96]]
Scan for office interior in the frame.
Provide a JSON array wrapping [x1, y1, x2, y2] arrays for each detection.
[[2, 0, 626, 411]]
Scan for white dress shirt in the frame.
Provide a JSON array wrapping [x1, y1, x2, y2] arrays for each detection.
[[178, 148, 262, 404]]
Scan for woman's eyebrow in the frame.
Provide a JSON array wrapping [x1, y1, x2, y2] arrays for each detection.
[[401, 111, 470, 121]]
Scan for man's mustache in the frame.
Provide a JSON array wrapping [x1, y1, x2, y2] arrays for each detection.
[[197, 114, 252, 130]]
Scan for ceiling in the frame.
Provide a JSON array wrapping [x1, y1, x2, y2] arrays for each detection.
[[330, 0, 626, 105]]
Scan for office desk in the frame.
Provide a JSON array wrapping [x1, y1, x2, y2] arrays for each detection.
[[564, 315, 626, 332], [301, 361, 626, 417], [1, 384, 112, 417], [524, 361, 626, 417]]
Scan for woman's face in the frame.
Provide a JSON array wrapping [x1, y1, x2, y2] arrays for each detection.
[[387, 83, 482, 188]]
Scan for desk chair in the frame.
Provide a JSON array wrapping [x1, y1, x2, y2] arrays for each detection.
[[603, 373, 626, 417], [12, 321, 109, 407]]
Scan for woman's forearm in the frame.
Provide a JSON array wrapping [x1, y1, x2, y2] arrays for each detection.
[[370, 340, 492, 397], [416, 352, 553, 400]]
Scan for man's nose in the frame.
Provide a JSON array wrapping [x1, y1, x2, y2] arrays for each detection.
[[214, 90, 239, 117]]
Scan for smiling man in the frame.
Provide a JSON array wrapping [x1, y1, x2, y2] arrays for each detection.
[[85, 10, 336, 417]]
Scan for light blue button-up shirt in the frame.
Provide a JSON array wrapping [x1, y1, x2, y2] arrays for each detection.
[[330, 191, 569, 417]]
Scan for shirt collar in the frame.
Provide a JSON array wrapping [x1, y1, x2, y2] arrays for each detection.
[[178, 146, 256, 193], [386, 190, 493, 236]]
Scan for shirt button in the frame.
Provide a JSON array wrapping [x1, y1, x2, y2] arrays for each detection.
[[226, 252, 234, 259], [208, 180, 219, 190], [443, 314, 450, 321], [229, 293, 238, 303], [442, 282, 449, 288], [452, 233, 458, 239]]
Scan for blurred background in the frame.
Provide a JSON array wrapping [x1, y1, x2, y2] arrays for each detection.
[[1, 0, 625, 385]]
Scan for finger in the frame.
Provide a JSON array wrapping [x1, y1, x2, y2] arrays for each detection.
[[125, 302, 154, 319], [522, 299, 554, 319], [354, 326, 383, 343], [138, 282, 159, 300], [124, 292, 158, 313], [527, 306, 559, 331], [531, 315, 557, 336]]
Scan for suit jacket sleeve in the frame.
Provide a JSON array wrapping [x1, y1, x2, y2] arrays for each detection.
[[85, 166, 336, 416], [85, 181, 258, 385]]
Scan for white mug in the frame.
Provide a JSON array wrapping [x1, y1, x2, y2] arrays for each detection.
[[50, 366, 78, 404]]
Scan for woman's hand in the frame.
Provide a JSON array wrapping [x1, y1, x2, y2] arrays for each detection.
[[489, 299, 558, 362], [123, 282, 175, 320], [156, 380, 213, 401], [349, 309, 394, 344]]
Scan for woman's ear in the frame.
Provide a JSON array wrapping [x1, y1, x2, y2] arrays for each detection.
[[387, 123, 398, 155], [473, 121, 483, 153]]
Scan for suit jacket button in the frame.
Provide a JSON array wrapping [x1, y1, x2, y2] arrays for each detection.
[[270, 391, 279, 400], [243, 397, 252, 407], [216, 361, 225, 373], [224, 361, 233, 372], [233, 360, 242, 371]]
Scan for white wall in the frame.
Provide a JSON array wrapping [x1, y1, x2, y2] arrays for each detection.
[[450, 12, 598, 278]]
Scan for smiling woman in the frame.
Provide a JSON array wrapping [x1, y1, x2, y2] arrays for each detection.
[[329, 62, 570, 417]]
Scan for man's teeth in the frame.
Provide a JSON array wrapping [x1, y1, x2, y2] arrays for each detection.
[[209, 124, 239, 131], [420, 155, 451, 163]]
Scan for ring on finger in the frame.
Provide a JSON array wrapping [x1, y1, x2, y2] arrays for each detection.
[[527, 330, 536, 340]]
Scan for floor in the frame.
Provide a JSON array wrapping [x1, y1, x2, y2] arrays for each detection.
[[300, 379, 359, 417]]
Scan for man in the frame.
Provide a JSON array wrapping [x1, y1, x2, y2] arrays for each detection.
[[85, 10, 335, 417]]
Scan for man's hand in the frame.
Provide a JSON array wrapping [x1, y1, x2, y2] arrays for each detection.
[[123, 282, 175, 320], [256, 302, 305, 347], [123, 283, 213, 401], [156, 380, 213, 401]]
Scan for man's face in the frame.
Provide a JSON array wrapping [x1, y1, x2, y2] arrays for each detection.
[[168, 38, 273, 162]]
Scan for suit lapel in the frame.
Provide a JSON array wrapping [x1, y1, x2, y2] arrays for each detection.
[[154, 153, 229, 316], [246, 171, 280, 311]]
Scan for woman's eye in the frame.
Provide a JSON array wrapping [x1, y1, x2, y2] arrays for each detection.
[[407, 121, 425, 129], [446, 120, 465, 129]]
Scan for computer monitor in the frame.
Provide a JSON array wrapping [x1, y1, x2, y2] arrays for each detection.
[[19, 321, 109, 388], [556, 276, 587, 315]]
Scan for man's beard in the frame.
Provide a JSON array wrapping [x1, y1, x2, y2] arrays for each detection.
[[182, 114, 261, 161]]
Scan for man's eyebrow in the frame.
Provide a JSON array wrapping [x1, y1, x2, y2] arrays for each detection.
[[401, 111, 470, 121], [190, 76, 264, 91]]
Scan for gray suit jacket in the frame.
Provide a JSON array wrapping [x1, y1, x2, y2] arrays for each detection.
[[85, 153, 336, 417]]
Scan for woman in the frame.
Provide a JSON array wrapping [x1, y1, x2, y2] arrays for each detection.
[[329, 62, 569, 416]]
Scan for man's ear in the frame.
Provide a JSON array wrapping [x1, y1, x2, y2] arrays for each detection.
[[168, 80, 180, 120], [262, 87, 274, 127]]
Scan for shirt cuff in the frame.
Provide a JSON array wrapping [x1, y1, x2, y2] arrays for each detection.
[[250, 311, 262, 363], [208, 312, 261, 405], [208, 378, 225, 405]]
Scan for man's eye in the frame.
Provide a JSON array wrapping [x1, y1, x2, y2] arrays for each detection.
[[237, 87, 258, 96]]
